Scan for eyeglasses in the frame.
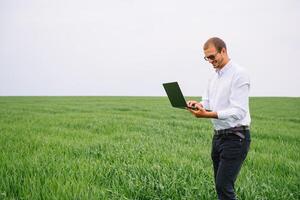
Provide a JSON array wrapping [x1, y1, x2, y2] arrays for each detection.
[[204, 52, 219, 61]]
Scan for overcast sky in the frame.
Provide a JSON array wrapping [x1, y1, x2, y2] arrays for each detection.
[[1, 0, 299, 96]]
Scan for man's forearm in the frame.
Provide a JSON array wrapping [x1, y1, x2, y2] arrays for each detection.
[[204, 111, 218, 119], [193, 110, 218, 119]]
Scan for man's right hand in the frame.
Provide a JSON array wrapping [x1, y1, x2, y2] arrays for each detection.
[[187, 100, 203, 109]]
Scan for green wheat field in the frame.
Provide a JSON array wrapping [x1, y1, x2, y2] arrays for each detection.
[[0, 97, 299, 200]]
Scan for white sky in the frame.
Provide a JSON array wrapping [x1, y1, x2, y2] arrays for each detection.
[[1, 0, 299, 96]]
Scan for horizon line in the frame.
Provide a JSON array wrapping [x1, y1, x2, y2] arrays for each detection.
[[0, 95, 299, 98]]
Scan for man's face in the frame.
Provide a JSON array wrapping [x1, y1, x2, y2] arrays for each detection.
[[203, 45, 225, 70]]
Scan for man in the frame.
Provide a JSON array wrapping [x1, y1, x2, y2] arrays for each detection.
[[187, 37, 251, 200]]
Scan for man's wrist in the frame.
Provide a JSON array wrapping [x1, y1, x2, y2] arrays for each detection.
[[205, 111, 218, 119]]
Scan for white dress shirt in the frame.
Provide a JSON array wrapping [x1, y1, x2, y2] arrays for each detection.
[[201, 60, 251, 130]]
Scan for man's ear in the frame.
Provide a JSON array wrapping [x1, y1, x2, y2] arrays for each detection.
[[221, 48, 227, 54]]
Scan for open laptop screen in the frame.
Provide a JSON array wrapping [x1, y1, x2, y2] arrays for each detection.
[[162, 82, 188, 109]]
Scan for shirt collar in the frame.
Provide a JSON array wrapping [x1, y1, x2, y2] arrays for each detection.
[[216, 59, 232, 77]]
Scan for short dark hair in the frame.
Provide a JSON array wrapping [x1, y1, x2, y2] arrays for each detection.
[[203, 37, 227, 52]]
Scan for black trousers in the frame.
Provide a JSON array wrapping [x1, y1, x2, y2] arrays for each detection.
[[211, 130, 251, 200]]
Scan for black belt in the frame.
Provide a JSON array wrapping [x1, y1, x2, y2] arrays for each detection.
[[214, 126, 249, 139]]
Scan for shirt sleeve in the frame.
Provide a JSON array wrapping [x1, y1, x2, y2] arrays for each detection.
[[217, 70, 250, 120], [200, 79, 210, 110]]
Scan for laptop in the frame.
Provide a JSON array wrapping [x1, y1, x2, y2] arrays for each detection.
[[162, 82, 197, 110]]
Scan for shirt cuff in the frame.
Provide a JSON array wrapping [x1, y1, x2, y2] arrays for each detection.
[[217, 110, 229, 120]]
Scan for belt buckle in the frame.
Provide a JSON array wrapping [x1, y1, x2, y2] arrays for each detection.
[[214, 129, 227, 136], [214, 130, 219, 135], [214, 130, 219, 136]]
